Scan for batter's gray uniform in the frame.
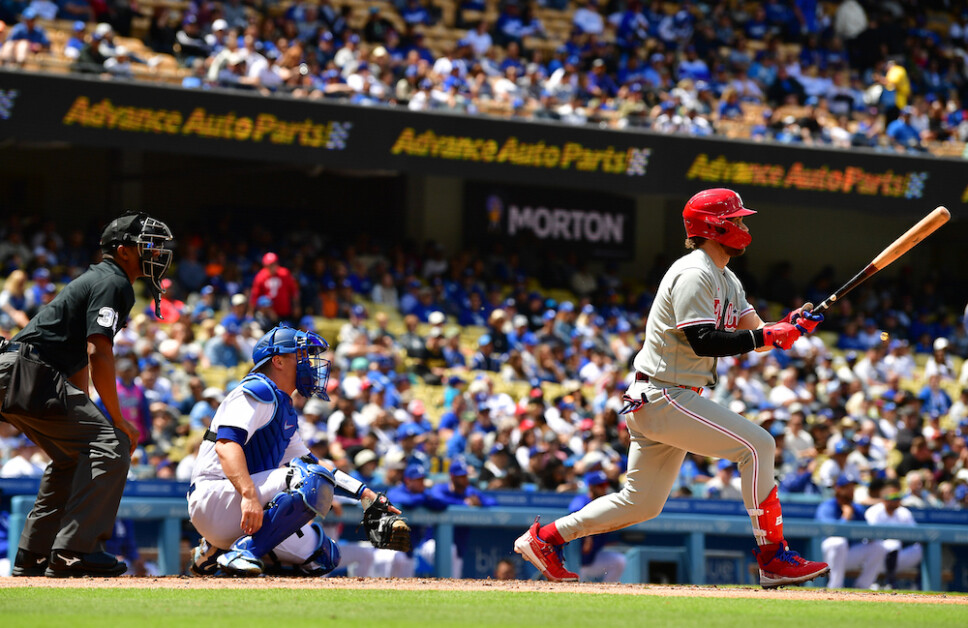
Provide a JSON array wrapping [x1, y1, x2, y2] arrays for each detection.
[[555, 249, 776, 541]]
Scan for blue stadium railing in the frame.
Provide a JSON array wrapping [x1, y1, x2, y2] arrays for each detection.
[[2, 479, 966, 589]]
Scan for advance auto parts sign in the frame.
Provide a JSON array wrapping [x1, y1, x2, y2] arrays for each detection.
[[61, 96, 353, 149], [464, 182, 636, 260], [391, 127, 651, 177]]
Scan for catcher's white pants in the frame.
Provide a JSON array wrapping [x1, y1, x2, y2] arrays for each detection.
[[188, 467, 321, 564], [822, 537, 888, 589], [370, 539, 462, 578], [579, 550, 627, 583]]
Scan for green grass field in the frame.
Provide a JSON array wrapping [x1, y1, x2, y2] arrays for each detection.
[[0, 588, 962, 628]]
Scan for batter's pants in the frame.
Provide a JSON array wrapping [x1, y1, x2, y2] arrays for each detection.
[[555, 381, 775, 542], [0, 342, 131, 555]]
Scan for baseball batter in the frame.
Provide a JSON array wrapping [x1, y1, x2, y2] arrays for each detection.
[[187, 325, 410, 577], [515, 189, 829, 588]]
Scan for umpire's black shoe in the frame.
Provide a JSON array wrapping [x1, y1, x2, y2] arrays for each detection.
[[12, 549, 48, 577], [45, 550, 127, 578]]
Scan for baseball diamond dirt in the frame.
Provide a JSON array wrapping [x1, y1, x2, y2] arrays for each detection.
[[1, 577, 965, 605]]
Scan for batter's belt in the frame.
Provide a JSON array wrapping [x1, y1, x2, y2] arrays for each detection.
[[635, 372, 704, 395]]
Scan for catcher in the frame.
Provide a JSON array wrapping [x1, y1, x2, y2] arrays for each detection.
[[187, 325, 410, 577]]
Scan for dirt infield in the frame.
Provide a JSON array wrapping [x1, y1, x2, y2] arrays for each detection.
[[1, 577, 965, 604]]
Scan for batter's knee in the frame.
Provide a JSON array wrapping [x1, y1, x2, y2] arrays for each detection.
[[621, 488, 665, 522]]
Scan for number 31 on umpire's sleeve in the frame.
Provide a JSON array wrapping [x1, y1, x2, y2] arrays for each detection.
[[97, 307, 119, 333]]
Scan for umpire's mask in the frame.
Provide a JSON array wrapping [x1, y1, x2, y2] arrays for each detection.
[[100, 211, 174, 314]]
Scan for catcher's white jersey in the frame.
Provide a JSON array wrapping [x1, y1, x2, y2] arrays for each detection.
[[633, 249, 755, 388], [190, 385, 309, 484]]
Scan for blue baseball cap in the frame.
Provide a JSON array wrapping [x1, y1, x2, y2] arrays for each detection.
[[835, 474, 858, 488], [543, 309, 557, 321], [299, 315, 316, 330], [403, 464, 426, 480], [447, 375, 465, 387], [717, 459, 735, 471], [584, 470, 608, 486], [22, 7, 37, 19], [396, 423, 421, 439], [256, 295, 272, 308], [478, 334, 492, 346], [833, 440, 853, 454], [449, 458, 469, 477], [560, 301, 575, 313]]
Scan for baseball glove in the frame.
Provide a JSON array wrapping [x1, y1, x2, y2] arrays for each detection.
[[362, 493, 411, 552]]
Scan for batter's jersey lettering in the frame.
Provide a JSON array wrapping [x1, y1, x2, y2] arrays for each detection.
[[633, 249, 754, 388]]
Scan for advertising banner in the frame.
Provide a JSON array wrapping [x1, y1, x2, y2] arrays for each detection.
[[463, 181, 636, 260], [1, 70, 965, 216]]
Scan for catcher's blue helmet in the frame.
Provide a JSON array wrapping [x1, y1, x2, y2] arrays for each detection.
[[251, 326, 331, 399]]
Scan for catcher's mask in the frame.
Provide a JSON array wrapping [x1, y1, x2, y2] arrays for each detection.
[[251, 326, 331, 399]]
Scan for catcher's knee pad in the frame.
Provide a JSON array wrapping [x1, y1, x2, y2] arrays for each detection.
[[298, 521, 342, 576], [231, 489, 317, 560], [288, 457, 336, 517]]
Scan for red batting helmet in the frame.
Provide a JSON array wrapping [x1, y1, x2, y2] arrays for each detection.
[[682, 188, 756, 249]]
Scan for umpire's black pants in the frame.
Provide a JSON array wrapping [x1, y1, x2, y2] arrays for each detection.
[[0, 341, 131, 555]]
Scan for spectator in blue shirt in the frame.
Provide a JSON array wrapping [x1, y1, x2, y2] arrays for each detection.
[[886, 107, 924, 152], [567, 471, 626, 582], [429, 457, 497, 577], [188, 386, 224, 430], [470, 335, 502, 372], [816, 475, 887, 589], [0, 8, 50, 66], [376, 464, 449, 577], [203, 321, 245, 367], [401, 0, 434, 26]]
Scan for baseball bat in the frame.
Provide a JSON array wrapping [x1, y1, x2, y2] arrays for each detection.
[[803, 206, 950, 314]]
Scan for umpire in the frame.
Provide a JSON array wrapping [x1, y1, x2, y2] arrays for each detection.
[[0, 211, 173, 577]]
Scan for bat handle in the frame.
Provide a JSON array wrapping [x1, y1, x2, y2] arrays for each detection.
[[802, 300, 830, 314]]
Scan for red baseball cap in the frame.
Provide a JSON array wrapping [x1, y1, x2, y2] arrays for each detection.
[[262, 252, 279, 266]]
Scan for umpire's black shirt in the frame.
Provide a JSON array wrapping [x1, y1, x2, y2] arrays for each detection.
[[14, 260, 134, 376]]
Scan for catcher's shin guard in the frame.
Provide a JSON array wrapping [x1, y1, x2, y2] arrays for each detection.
[[298, 521, 342, 576], [218, 487, 327, 576], [748, 486, 784, 545]]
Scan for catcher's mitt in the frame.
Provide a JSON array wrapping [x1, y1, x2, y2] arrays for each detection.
[[362, 493, 411, 552]]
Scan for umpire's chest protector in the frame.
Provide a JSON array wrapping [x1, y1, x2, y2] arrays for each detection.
[[238, 374, 299, 474]]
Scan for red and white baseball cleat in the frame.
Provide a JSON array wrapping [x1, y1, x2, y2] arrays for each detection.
[[754, 542, 829, 588], [514, 518, 579, 582]]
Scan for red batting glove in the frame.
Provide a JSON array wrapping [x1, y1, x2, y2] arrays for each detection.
[[762, 322, 801, 350], [780, 308, 803, 325], [794, 310, 824, 334]]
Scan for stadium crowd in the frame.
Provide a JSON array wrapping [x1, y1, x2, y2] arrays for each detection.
[[2, 1, 968, 155], [1, 213, 967, 522]]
